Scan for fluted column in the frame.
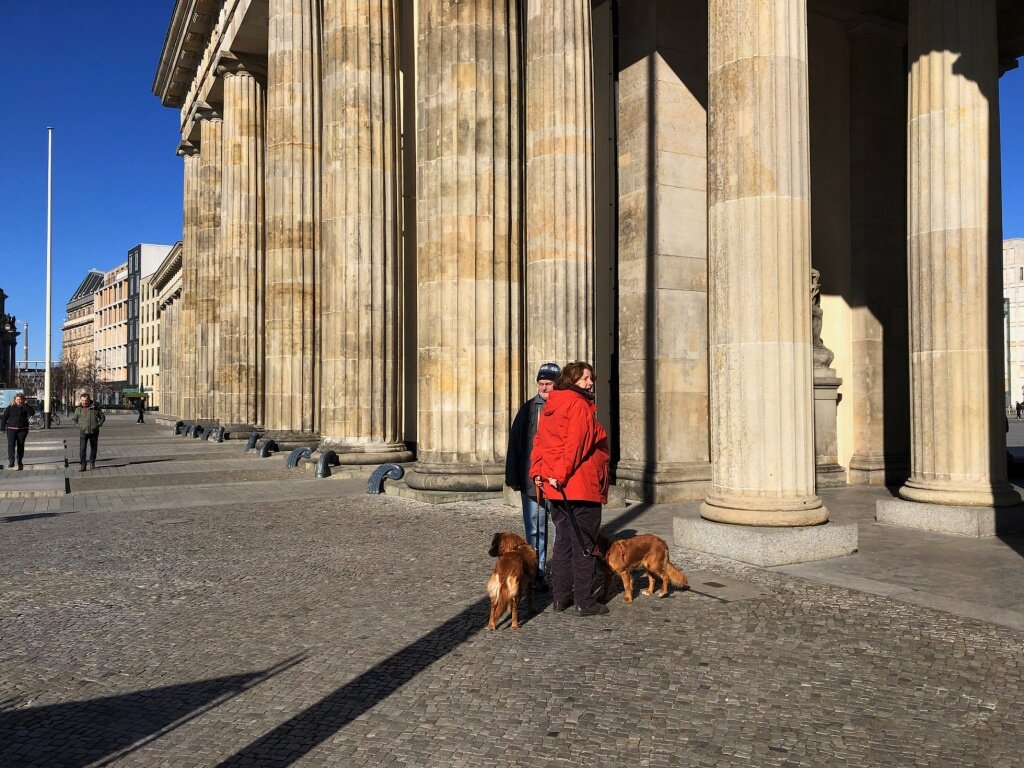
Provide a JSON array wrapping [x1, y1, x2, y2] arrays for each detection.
[[406, 0, 522, 493], [177, 142, 201, 421], [263, 0, 320, 436], [319, 0, 411, 461], [702, 0, 826, 526], [195, 109, 223, 421], [217, 59, 265, 430], [898, 0, 1017, 508], [524, 0, 593, 371]]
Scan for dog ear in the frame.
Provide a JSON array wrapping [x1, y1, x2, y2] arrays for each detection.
[[488, 532, 502, 557]]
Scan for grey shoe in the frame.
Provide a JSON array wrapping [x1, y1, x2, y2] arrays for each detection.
[[575, 603, 609, 617], [88, 462, 96, 471]]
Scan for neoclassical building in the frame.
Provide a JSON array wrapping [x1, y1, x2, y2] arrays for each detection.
[[154, 0, 1024, 562]]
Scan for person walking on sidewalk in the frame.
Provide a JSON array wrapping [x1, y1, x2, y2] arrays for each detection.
[[135, 397, 146, 424], [530, 361, 611, 618], [1, 393, 32, 471], [505, 362, 561, 590], [73, 394, 106, 471]]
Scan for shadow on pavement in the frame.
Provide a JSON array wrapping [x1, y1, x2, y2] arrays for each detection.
[[1, 512, 66, 525], [0, 653, 306, 768], [214, 599, 489, 768]]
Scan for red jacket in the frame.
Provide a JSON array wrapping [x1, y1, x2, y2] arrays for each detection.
[[530, 388, 610, 504]]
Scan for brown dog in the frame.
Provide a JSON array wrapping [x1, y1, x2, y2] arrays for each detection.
[[603, 534, 688, 603], [486, 531, 538, 630]]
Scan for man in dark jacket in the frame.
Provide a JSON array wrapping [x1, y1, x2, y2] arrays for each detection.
[[1, 393, 33, 470], [135, 396, 146, 424], [505, 362, 560, 588]]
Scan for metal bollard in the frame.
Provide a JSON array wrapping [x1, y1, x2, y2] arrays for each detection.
[[367, 463, 405, 494], [257, 439, 278, 458], [173, 421, 185, 435], [316, 450, 339, 478], [245, 432, 261, 451], [287, 447, 313, 468], [212, 426, 225, 443]]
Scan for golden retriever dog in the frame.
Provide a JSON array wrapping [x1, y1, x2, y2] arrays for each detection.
[[603, 534, 688, 604], [486, 531, 538, 630]]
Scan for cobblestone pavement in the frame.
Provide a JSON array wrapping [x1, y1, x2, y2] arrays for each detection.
[[2, 460, 1023, 767]]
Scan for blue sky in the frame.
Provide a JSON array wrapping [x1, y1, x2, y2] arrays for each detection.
[[0, 4, 1023, 362]]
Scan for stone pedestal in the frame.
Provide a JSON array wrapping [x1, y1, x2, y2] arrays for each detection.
[[814, 369, 846, 488], [876, 499, 1023, 538], [674, 518, 858, 567], [408, 0, 522, 496], [701, 0, 827, 530], [897, 0, 1019, 514]]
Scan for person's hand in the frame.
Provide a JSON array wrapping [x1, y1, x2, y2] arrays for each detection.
[[548, 478, 560, 490]]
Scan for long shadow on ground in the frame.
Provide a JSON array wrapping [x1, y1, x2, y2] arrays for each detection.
[[0, 654, 305, 768], [215, 598, 489, 767]]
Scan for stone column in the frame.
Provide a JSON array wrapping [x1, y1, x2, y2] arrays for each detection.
[[701, 0, 825, 528], [177, 142, 201, 421], [406, 0, 522, 496], [846, 15, 910, 486], [880, 0, 1020, 531], [524, 0, 594, 372], [216, 58, 265, 431], [319, 0, 411, 463], [195, 109, 223, 422], [263, 0, 320, 439]]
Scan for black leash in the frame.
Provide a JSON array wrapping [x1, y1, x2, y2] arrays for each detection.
[[538, 480, 602, 559]]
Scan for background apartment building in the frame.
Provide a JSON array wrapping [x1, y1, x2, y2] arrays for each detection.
[[1004, 239, 1024, 409]]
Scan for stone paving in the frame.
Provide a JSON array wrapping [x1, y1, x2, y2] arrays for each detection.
[[0, 418, 1022, 766]]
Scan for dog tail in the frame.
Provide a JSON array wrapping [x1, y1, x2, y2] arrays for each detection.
[[666, 561, 688, 588], [487, 572, 502, 601]]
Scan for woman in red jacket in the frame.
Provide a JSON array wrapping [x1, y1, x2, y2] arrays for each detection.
[[530, 361, 611, 616]]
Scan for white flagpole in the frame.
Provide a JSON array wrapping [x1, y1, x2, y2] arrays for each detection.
[[44, 127, 53, 427]]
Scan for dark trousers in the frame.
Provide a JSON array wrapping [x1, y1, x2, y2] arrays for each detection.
[[136, 411, 144, 423], [79, 432, 99, 467], [7, 429, 27, 466], [550, 502, 602, 610]]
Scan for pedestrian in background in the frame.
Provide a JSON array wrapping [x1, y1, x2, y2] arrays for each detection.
[[1, 393, 32, 471], [135, 397, 146, 424], [505, 362, 561, 589], [73, 394, 106, 472], [530, 361, 611, 617]]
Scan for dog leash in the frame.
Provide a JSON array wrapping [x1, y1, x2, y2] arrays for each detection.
[[537, 479, 603, 559]]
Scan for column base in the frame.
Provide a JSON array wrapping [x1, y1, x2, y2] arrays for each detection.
[[155, 413, 182, 428], [317, 439, 414, 465], [700, 494, 829, 527], [876, 498, 1024, 537], [848, 452, 910, 487], [259, 430, 320, 450], [898, 479, 1021, 508], [615, 460, 711, 503], [403, 461, 504, 497], [816, 463, 848, 488], [674, 518, 858, 567]]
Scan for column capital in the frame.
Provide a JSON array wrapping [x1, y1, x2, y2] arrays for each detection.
[[844, 14, 906, 45], [176, 140, 199, 157], [216, 53, 267, 81], [194, 102, 223, 123]]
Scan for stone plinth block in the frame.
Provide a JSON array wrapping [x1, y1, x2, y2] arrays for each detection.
[[386, 482, 502, 505], [876, 498, 1024, 537], [674, 518, 858, 567]]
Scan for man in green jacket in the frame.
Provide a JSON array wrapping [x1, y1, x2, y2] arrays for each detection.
[[72, 394, 106, 471]]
